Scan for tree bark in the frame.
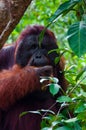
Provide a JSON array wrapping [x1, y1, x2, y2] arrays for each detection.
[[0, 0, 32, 49]]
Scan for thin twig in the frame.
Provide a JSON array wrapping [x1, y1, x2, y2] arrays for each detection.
[[42, 102, 57, 119], [69, 75, 86, 95], [57, 102, 69, 115]]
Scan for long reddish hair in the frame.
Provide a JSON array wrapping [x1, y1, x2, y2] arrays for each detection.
[[16, 25, 56, 45]]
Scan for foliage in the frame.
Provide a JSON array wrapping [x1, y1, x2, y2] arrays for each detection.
[[48, 0, 86, 57], [39, 0, 86, 129], [8, 0, 86, 129], [67, 21, 86, 56]]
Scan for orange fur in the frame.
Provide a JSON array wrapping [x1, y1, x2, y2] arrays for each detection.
[[0, 65, 41, 110]]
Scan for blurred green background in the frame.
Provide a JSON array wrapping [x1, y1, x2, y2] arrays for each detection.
[[7, 0, 76, 46]]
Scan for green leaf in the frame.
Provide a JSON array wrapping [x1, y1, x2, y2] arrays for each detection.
[[19, 111, 29, 118], [57, 96, 72, 103], [41, 127, 52, 130], [40, 77, 50, 83], [19, 110, 42, 118], [75, 101, 85, 113], [38, 28, 47, 48], [40, 109, 55, 115], [76, 68, 85, 81], [67, 21, 86, 57], [56, 122, 81, 130], [55, 126, 71, 130], [55, 57, 60, 64], [49, 83, 60, 96], [77, 110, 86, 120], [81, 89, 86, 97], [73, 122, 81, 130], [28, 110, 41, 115], [49, 0, 81, 23], [64, 117, 78, 123], [40, 77, 59, 84]]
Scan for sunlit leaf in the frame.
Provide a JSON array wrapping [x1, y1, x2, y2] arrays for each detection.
[[19, 110, 42, 118], [40, 77, 59, 84], [64, 117, 78, 123], [28, 110, 42, 115], [40, 109, 55, 115], [40, 76, 50, 83]]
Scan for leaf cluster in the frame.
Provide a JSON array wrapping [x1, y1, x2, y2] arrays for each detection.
[[44, 0, 86, 57]]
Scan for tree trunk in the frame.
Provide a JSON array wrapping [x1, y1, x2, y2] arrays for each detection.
[[0, 0, 32, 49]]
